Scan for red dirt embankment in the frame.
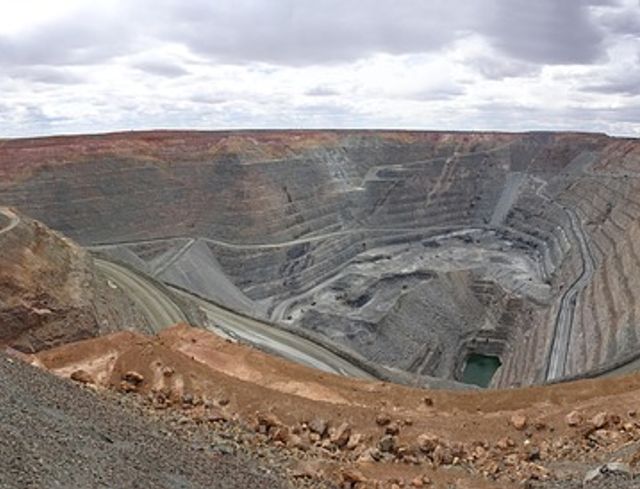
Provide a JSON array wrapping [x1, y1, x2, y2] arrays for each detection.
[[31, 323, 640, 488], [0, 130, 528, 182]]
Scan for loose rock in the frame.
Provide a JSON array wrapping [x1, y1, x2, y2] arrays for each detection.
[[566, 410, 583, 427], [510, 413, 527, 431], [70, 369, 94, 385]]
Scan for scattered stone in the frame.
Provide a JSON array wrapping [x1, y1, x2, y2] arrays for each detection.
[[330, 422, 351, 448], [356, 448, 376, 463], [534, 421, 547, 431], [119, 381, 138, 393], [385, 422, 400, 435], [341, 468, 367, 484], [411, 477, 424, 487], [70, 369, 94, 385], [417, 434, 439, 454], [346, 432, 363, 450], [510, 413, 527, 430], [121, 371, 144, 385], [308, 417, 328, 437], [583, 462, 632, 486], [378, 435, 396, 453], [566, 410, 583, 427], [288, 434, 310, 451], [590, 412, 609, 430], [526, 445, 541, 461], [376, 414, 391, 426], [206, 410, 227, 423], [270, 426, 290, 444], [505, 453, 520, 466], [496, 437, 515, 450], [423, 397, 434, 407], [256, 412, 280, 431], [433, 444, 453, 466], [525, 462, 551, 481]]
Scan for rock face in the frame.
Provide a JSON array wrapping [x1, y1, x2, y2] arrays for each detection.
[[0, 207, 147, 351], [1, 130, 640, 386]]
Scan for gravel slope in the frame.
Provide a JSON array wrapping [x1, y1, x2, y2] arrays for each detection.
[[0, 353, 287, 489]]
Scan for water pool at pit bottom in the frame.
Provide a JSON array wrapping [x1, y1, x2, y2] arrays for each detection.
[[461, 353, 502, 387]]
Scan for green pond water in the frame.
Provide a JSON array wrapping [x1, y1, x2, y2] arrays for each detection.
[[461, 353, 501, 387]]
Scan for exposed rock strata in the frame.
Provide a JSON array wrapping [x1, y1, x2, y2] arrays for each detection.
[[1, 131, 639, 386], [0, 207, 148, 351]]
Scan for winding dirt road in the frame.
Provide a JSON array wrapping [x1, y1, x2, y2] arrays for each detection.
[[0, 208, 19, 236], [172, 288, 375, 379], [95, 258, 374, 379], [94, 259, 188, 333], [545, 207, 596, 381]]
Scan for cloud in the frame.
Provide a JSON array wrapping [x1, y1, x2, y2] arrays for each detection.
[[146, 0, 475, 66], [6, 66, 85, 84], [598, 5, 640, 35], [0, 12, 132, 67], [131, 60, 190, 77], [583, 75, 640, 96], [479, 0, 608, 64], [465, 55, 540, 80], [305, 86, 340, 97], [404, 86, 465, 101], [0, 0, 639, 137]]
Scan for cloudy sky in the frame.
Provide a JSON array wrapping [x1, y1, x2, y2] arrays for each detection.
[[0, 0, 639, 137]]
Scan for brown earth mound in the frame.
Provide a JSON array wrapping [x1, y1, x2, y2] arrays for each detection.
[[34, 323, 640, 488], [0, 207, 148, 352]]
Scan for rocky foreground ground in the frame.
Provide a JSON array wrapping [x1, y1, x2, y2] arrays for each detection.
[[0, 350, 291, 489], [7, 323, 640, 488]]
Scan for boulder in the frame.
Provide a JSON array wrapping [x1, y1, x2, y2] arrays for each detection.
[[330, 422, 351, 448], [510, 413, 527, 430], [308, 417, 328, 437], [70, 369, 94, 385], [566, 410, 583, 427]]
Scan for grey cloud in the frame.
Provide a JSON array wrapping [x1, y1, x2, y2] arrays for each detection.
[[597, 5, 640, 35], [0, 10, 132, 67], [7, 66, 84, 85], [0, 0, 620, 72], [146, 0, 471, 66], [14, 105, 72, 134], [141, 0, 613, 67], [583, 75, 640, 95], [132, 60, 190, 77], [189, 94, 229, 105], [466, 55, 540, 80], [480, 0, 608, 64], [565, 104, 640, 124], [581, 52, 640, 95], [405, 86, 465, 101], [305, 86, 340, 97]]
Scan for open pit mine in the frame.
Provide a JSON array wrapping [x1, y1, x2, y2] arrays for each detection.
[[2, 130, 640, 488]]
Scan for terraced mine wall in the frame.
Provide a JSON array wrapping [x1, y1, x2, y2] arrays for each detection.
[[1, 130, 639, 387]]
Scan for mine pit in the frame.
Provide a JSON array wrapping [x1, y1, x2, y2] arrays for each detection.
[[2, 130, 640, 390]]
